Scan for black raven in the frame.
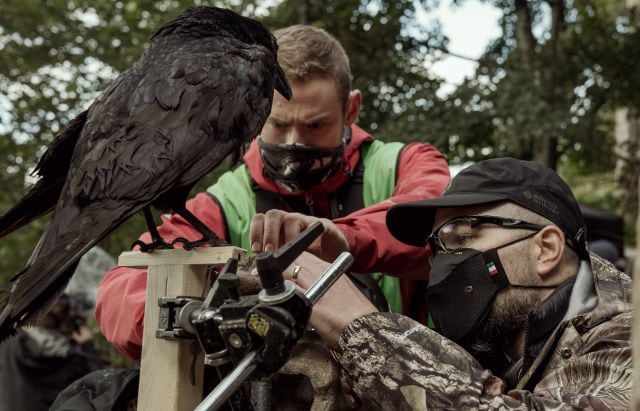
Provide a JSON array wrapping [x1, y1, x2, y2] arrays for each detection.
[[0, 6, 291, 339]]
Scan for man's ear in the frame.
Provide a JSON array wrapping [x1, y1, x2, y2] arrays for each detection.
[[534, 225, 565, 278], [345, 89, 362, 125]]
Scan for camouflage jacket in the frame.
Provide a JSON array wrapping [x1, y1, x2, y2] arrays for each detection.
[[338, 254, 632, 410]]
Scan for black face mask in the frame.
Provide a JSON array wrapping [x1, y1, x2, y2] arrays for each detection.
[[427, 232, 550, 343], [259, 128, 350, 192]]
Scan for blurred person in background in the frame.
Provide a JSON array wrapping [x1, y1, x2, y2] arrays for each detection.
[[0, 294, 104, 411], [0, 246, 113, 411]]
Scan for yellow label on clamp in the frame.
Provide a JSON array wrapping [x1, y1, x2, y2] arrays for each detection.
[[248, 313, 270, 337]]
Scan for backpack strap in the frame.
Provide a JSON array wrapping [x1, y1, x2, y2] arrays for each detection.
[[253, 180, 311, 215], [328, 155, 364, 218]]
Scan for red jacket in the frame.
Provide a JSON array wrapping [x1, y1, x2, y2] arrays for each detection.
[[95, 125, 450, 359]]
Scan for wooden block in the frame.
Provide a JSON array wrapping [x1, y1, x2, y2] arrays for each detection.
[[118, 246, 244, 267], [119, 247, 247, 411]]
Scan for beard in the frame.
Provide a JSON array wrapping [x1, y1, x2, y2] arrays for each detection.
[[465, 286, 542, 372]]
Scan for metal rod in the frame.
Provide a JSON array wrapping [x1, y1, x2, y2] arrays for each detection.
[[195, 351, 257, 411], [305, 252, 354, 304]]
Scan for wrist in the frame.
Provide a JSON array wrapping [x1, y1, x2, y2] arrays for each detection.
[[312, 296, 377, 351], [333, 222, 355, 253]]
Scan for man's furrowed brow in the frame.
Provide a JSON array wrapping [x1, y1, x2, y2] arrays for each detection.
[[267, 116, 289, 125], [305, 113, 332, 124]]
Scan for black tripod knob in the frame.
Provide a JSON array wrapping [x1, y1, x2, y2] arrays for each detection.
[[255, 221, 324, 296]]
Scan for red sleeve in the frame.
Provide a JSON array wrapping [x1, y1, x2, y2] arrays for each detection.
[[333, 142, 450, 278], [94, 192, 227, 359]]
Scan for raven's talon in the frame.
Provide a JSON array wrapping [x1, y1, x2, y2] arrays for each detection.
[[131, 240, 150, 252], [189, 239, 210, 249], [172, 237, 210, 250], [171, 237, 192, 250], [154, 241, 173, 250], [132, 239, 173, 252]]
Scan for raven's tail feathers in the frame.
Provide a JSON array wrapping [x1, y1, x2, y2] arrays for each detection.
[[0, 110, 87, 240], [0, 200, 138, 341], [0, 178, 63, 239], [0, 285, 17, 340], [0, 253, 82, 341]]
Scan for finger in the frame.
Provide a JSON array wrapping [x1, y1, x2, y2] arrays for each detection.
[[262, 209, 285, 252], [282, 213, 307, 244], [249, 213, 266, 253], [305, 217, 332, 255], [283, 252, 329, 287]]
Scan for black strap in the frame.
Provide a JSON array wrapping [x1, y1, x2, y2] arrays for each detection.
[[253, 155, 365, 219], [502, 357, 524, 390], [328, 157, 365, 219], [407, 279, 429, 321], [252, 179, 312, 215]]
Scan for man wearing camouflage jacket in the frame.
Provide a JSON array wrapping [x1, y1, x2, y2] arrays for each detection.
[[287, 158, 631, 409]]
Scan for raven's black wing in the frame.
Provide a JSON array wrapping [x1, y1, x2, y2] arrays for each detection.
[[0, 110, 87, 238], [0, 36, 278, 336]]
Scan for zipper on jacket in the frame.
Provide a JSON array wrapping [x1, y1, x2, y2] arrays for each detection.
[[305, 192, 315, 216]]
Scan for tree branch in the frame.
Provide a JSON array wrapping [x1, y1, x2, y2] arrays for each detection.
[[430, 45, 480, 62], [549, 0, 565, 56]]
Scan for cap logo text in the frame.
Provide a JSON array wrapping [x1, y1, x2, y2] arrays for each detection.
[[523, 191, 559, 215]]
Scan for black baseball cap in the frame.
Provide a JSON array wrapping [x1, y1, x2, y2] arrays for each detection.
[[387, 158, 588, 258]]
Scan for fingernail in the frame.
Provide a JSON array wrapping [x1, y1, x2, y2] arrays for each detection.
[[265, 243, 274, 253], [251, 242, 260, 253]]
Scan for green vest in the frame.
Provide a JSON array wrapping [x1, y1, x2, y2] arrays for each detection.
[[208, 140, 405, 312]]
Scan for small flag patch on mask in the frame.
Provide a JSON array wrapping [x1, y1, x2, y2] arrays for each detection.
[[487, 262, 498, 276]]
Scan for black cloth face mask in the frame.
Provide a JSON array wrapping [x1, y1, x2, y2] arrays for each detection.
[[258, 128, 351, 192], [426, 231, 552, 343]]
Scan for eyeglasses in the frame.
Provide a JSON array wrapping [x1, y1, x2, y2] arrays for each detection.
[[427, 215, 547, 253]]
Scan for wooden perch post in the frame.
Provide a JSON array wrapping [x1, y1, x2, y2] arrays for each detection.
[[118, 247, 246, 411]]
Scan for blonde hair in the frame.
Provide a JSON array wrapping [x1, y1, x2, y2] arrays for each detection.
[[274, 25, 352, 107]]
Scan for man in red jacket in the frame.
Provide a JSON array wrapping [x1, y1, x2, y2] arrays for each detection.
[[95, 24, 450, 359]]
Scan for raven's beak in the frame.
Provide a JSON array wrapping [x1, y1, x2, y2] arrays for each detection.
[[275, 64, 292, 100]]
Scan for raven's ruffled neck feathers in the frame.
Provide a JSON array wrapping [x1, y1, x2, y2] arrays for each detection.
[[150, 6, 272, 50]]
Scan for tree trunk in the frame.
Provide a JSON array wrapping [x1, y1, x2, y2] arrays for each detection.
[[549, 0, 565, 54], [513, 0, 537, 159], [514, 0, 536, 67], [538, 0, 566, 169], [296, 0, 309, 24], [542, 135, 559, 171]]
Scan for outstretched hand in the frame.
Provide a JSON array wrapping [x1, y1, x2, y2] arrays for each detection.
[[249, 210, 350, 262]]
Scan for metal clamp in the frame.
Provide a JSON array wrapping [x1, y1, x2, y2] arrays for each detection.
[[156, 296, 203, 339]]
